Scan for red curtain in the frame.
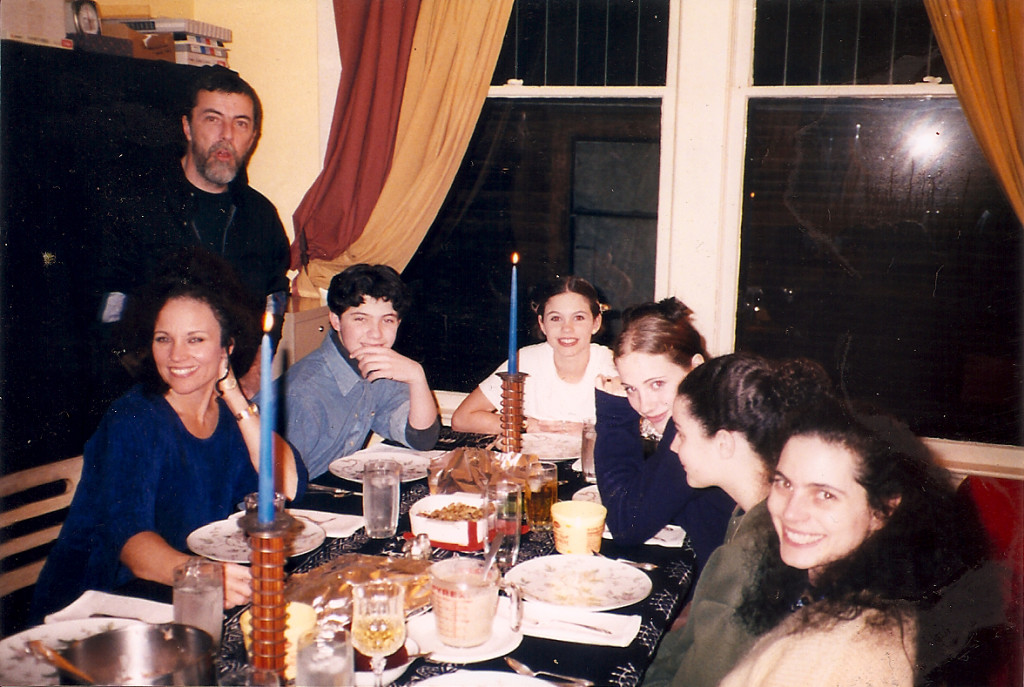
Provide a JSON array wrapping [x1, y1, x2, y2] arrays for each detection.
[[290, 0, 420, 270]]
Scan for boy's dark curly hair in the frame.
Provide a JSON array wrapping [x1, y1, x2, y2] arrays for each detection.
[[326, 264, 410, 318], [737, 398, 990, 636], [115, 248, 262, 395]]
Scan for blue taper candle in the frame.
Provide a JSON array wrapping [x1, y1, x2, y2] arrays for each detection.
[[508, 253, 519, 374], [257, 314, 275, 523]]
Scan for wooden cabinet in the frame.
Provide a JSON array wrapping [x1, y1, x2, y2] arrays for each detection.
[[274, 300, 330, 375], [0, 40, 214, 474]]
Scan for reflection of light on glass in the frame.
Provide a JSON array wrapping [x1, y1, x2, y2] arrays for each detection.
[[905, 123, 945, 161]]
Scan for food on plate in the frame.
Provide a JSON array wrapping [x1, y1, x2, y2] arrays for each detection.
[[421, 502, 485, 521], [409, 493, 490, 549], [285, 554, 432, 617]]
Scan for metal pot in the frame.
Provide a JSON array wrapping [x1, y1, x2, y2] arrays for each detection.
[[57, 623, 215, 685]]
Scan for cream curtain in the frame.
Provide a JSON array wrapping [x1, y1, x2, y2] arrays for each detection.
[[295, 0, 514, 297], [924, 0, 1024, 224]]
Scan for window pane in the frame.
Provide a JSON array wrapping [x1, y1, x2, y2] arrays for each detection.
[[400, 100, 661, 392], [492, 0, 669, 86], [753, 0, 950, 86], [737, 97, 1022, 445]]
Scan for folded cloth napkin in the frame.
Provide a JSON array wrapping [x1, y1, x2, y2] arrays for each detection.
[[602, 523, 686, 547], [45, 590, 174, 624], [290, 511, 365, 538], [520, 601, 641, 647]]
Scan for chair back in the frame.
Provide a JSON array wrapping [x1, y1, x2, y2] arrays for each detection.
[[0, 456, 84, 598], [955, 475, 1024, 687]]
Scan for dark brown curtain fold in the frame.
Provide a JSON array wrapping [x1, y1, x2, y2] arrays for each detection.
[[924, 0, 1024, 223], [289, 0, 420, 271]]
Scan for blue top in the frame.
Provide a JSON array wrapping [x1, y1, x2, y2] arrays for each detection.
[[271, 332, 440, 479], [32, 386, 303, 620], [594, 389, 735, 573]]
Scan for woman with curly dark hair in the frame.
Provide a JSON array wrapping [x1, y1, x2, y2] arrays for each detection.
[[718, 398, 996, 686], [32, 249, 306, 621]]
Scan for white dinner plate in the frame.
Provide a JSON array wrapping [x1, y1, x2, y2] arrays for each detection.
[[406, 599, 522, 664], [328, 447, 444, 483], [286, 509, 364, 539], [186, 513, 326, 563], [505, 554, 652, 611], [0, 618, 143, 686], [415, 671, 548, 685], [572, 484, 602, 504], [520, 432, 581, 461], [354, 637, 418, 686]]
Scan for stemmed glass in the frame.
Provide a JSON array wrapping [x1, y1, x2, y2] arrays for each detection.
[[350, 580, 406, 687]]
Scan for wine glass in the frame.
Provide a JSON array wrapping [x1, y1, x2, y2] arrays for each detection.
[[350, 580, 406, 687]]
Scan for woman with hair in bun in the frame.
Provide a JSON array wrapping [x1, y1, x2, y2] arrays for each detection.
[[643, 352, 834, 687], [452, 275, 615, 436], [594, 298, 734, 575]]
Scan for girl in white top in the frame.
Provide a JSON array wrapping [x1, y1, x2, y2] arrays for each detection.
[[452, 275, 615, 435]]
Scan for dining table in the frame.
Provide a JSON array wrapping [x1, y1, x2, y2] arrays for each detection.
[[212, 428, 699, 686], [2, 428, 697, 687]]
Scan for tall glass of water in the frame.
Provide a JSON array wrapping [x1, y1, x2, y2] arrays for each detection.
[[172, 557, 224, 647], [485, 479, 522, 571], [363, 458, 401, 538], [295, 627, 354, 687], [350, 580, 406, 687]]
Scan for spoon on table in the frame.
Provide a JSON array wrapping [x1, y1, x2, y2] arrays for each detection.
[[594, 551, 658, 571], [26, 640, 96, 685], [505, 657, 593, 686]]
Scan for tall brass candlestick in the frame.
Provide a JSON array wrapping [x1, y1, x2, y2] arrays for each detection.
[[497, 371, 527, 452], [239, 506, 295, 680]]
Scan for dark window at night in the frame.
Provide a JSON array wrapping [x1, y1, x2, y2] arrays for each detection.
[[401, 100, 661, 393], [492, 0, 670, 86], [754, 0, 950, 85], [737, 97, 1022, 444]]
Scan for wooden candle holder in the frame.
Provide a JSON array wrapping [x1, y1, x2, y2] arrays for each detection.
[[238, 509, 296, 679], [497, 371, 527, 453]]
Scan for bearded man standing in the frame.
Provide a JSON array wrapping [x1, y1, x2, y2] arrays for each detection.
[[94, 68, 289, 404]]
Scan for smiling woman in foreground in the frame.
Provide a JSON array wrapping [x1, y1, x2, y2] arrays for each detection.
[[31, 250, 305, 621], [719, 397, 997, 687]]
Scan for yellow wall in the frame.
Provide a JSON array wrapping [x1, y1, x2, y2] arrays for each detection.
[[99, 0, 323, 243]]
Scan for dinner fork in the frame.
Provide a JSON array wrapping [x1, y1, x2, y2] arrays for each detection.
[[305, 483, 360, 497]]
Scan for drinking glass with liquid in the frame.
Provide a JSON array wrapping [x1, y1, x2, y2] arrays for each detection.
[[351, 580, 406, 687], [173, 557, 224, 648], [525, 461, 558, 531], [296, 627, 354, 687], [484, 479, 522, 571], [363, 458, 401, 538]]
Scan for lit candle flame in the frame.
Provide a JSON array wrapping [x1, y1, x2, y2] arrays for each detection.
[[262, 312, 274, 333], [512, 252, 519, 265]]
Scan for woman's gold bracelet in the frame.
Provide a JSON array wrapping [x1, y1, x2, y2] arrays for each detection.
[[234, 402, 260, 421]]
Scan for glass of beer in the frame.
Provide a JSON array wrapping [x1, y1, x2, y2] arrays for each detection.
[[525, 461, 558, 532]]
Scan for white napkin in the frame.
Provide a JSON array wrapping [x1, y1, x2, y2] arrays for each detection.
[[291, 511, 365, 538], [45, 590, 174, 624], [520, 601, 640, 647], [602, 522, 685, 548]]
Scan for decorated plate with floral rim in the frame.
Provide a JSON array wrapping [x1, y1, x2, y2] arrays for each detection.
[[186, 512, 325, 563], [504, 554, 651, 611]]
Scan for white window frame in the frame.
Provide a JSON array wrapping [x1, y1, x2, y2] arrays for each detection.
[[317, 0, 1022, 472]]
